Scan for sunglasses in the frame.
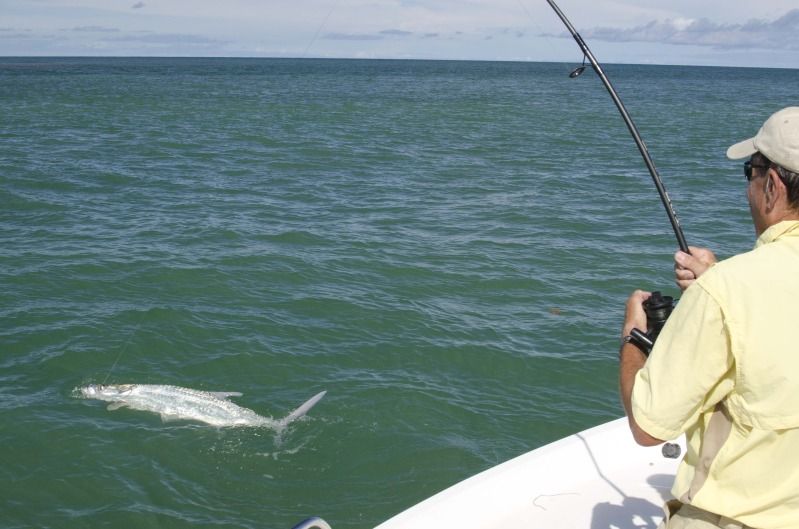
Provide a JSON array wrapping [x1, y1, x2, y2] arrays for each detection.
[[744, 160, 769, 181]]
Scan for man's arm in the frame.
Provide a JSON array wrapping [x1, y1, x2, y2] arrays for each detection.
[[619, 341, 665, 446], [619, 290, 666, 447]]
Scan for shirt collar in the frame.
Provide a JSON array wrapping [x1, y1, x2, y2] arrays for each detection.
[[755, 220, 799, 249]]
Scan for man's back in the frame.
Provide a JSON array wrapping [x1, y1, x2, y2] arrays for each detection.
[[674, 220, 799, 528]]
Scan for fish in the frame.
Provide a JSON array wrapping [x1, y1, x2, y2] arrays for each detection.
[[79, 384, 326, 429]]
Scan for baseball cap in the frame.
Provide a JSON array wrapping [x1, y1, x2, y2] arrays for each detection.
[[727, 106, 799, 173]]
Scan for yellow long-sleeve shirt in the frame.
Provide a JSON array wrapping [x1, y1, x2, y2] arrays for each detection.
[[633, 220, 799, 529]]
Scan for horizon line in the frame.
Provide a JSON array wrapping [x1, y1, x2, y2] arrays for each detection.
[[1, 55, 796, 70]]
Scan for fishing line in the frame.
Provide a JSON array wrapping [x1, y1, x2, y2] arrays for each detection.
[[302, 1, 342, 58], [515, 0, 535, 23], [102, 309, 145, 384], [515, 0, 574, 75]]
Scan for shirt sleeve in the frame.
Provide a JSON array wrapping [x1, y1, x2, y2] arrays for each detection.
[[631, 283, 735, 441]]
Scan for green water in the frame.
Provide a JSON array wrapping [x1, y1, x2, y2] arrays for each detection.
[[2, 57, 797, 528]]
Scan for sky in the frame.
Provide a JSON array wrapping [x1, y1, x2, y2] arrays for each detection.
[[1, 0, 798, 68]]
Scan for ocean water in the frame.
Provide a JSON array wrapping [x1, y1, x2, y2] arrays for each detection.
[[1, 57, 797, 529]]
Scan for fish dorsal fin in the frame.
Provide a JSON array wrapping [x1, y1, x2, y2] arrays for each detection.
[[210, 391, 243, 400], [280, 390, 327, 427], [107, 402, 127, 411]]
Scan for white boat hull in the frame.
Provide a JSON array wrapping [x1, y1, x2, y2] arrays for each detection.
[[376, 417, 684, 529]]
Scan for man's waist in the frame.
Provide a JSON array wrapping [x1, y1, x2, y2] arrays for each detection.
[[664, 501, 755, 529]]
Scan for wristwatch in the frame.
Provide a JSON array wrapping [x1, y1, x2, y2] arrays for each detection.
[[621, 330, 652, 356]]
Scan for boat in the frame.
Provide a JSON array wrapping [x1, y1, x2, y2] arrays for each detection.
[[293, 417, 685, 529]]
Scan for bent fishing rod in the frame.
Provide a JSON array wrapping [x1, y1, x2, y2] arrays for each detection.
[[545, 0, 689, 255], [545, 0, 687, 353]]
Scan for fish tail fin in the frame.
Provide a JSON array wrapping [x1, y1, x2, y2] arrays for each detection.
[[280, 390, 327, 427]]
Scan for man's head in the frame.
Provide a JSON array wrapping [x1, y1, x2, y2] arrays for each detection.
[[727, 107, 799, 234], [727, 107, 799, 173]]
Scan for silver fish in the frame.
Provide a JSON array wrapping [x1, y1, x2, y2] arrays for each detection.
[[79, 384, 326, 429]]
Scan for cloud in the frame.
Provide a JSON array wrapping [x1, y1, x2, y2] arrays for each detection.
[[323, 32, 383, 41], [0, 31, 35, 40], [322, 29, 418, 41], [570, 9, 799, 50], [105, 33, 226, 46], [379, 29, 413, 37], [321, 28, 450, 42], [72, 26, 120, 33], [131, 2, 145, 8]]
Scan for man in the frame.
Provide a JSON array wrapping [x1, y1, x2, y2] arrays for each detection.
[[619, 106, 799, 529]]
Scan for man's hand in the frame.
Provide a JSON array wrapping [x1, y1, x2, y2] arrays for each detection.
[[674, 246, 717, 291], [622, 289, 651, 339]]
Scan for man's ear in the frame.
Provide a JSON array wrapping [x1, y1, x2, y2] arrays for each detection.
[[764, 169, 783, 210]]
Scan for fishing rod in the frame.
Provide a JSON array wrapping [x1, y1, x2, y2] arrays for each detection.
[[545, 0, 686, 353], [545, 0, 690, 255]]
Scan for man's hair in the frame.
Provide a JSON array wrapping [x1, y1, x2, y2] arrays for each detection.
[[755, 152, 799, 211], [776, 165, 799, 212]]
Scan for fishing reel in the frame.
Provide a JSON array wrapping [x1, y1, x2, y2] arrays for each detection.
[[627, 291, 675, 356]]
